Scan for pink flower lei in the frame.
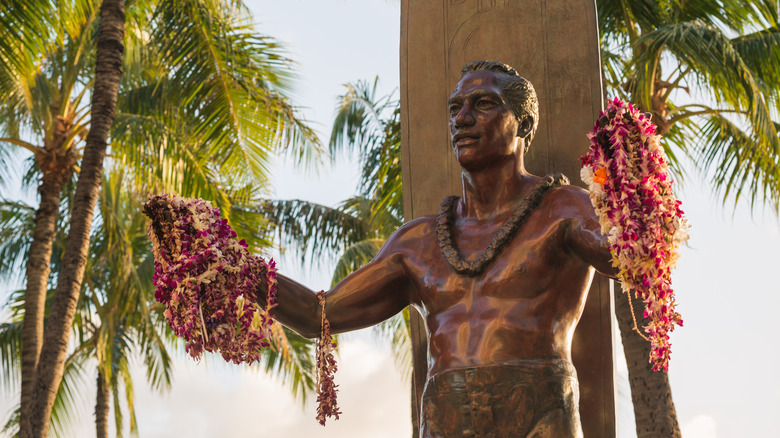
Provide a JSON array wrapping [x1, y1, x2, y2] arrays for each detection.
[[580, 98, 688, 372], [143, 194, 339, 423]]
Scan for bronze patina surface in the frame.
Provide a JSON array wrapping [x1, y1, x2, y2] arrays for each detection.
[[420, 360, 580, 437], [259, 63, 616, 437], [400, 1, 614, 436]]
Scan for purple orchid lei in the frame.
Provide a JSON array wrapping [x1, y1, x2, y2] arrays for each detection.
[[144, 194, 277, 364], [144, 194, 339, 423], [315, 291, 340, 426], [580, 98, 688, 372]]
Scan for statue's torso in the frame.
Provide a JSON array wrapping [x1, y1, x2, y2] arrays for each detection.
[[393, 188, 596, 377]]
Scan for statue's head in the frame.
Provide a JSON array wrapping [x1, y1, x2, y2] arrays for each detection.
[[460, 61, 539, 155]]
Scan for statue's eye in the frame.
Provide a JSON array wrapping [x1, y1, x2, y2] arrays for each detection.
[[448, 104, 462, 117], [476, 99, 496, 110]]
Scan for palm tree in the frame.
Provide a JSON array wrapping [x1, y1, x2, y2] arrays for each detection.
[[599, 2, 780, 435], [2, 167, 319, 436], [0, 2, 96, 432], [0, 0, 321, 436], [600, 1, 780, 207], [0, 289, 92, 438], [0, 184, 117, 438], [29, 0, 128, 434], [0, 172, 171, 438], [76, 172, 173, 438]]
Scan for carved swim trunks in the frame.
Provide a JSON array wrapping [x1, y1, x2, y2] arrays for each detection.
[[420, 360, 581, 438]]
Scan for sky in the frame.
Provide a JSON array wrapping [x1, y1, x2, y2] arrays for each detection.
[[3, 1, 780, 437]]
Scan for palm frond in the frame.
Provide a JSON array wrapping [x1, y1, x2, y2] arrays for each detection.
[[49, 351, 89, 438], [331, 239, 386, 286], [260, 326, 316, 403], [0, 139, 19, 186], [111, 80, 241, 201], [631, 20, 780, 209], [672, 0, 757, 30], [598, 0, 665, 42], [657, 115, 697, 182], [0, 199, 36, 283], [0, 1, 56, 85], [601, 47, 631, 100], [152, 0, 322, 184], [696, 114, 780, 210], [329, 78, 396, 158], [1, 404, 19, 438], [636, 21, 775, 124], [111, 380, 124, 438], [0, 320, 22, 393], [731, 25, 780, 88], [113, 354, 138, 438], [123, 358, 139, 436], [138, 320, 174, 392], [261, 199, 369, 264]]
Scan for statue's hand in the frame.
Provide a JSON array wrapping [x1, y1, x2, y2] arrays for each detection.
[[143, 195, 178, 256]]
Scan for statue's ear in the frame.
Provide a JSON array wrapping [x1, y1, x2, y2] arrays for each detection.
[[517, 115, 534, 139]]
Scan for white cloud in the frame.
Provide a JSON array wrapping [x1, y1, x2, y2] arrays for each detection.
[[682, 414, 718, 438], [132, 330, 412, 438]]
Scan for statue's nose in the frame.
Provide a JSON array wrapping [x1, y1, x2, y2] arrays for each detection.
[[453, 105, 475, 128]]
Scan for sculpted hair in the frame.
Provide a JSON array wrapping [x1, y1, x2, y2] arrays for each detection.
[[461, 60, 539, 154]]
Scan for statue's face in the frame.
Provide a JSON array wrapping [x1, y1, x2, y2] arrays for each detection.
[[448, 71, 520, 171]]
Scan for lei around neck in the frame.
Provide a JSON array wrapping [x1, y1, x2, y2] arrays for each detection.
[[436, 174, 569, 277]]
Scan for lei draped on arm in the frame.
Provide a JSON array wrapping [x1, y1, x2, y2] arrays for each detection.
[[580, 98, 689, 372], [144, 195, 339, 424]]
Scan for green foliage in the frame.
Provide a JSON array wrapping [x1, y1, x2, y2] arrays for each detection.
[[0, 289, 90, 438], [0, 0, 323, 435], [260, 327, 317, 403], [261, 198, 370, 266], [266, 79, 403, 267], [0, 201, 36, 284], [330, 79, 404, 222], [265, 79, 411, 378], [113, 0, 323, 202], [599, 0, 780, 210]]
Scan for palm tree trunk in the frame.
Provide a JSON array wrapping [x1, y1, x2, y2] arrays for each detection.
[[95, 370, 110, 438], [19, 175, 67, 438], [614, 288, 682, 438], [26, 1, 125, 436]]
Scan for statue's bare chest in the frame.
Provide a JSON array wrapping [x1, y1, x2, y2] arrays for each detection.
[[407, 212, 570, 315]]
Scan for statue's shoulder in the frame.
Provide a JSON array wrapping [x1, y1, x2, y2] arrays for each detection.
[[517, 172, 593, 220], [541, 181, 597, 221], [548, 182, 590, 201], [384, 215, 438, 249], [395, 214, 437, 235]]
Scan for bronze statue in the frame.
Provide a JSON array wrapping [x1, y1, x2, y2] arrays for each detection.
[[259, 61, 617, 437]]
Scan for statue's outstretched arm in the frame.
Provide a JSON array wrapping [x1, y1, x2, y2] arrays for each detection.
[[257, 246, 413, 338]]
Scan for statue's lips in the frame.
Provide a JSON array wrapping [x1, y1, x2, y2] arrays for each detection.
[[453, 133, 480, 147]]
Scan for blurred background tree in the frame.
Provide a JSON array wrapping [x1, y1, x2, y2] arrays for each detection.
[[0, 0, 322, 436], [598, 1, 779, 436]]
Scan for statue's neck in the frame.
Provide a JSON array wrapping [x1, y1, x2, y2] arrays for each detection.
[[460, 158, 533, 220]]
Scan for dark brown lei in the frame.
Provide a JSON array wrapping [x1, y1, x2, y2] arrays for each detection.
[[436, 173, 570, 276]]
